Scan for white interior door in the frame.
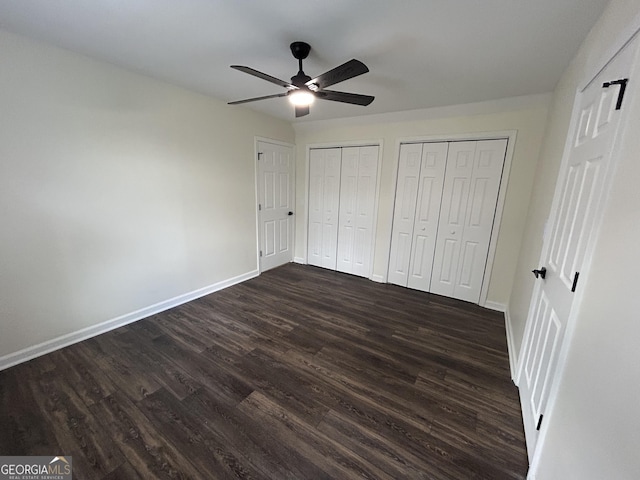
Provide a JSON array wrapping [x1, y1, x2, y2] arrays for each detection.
[[407, 142, 448, 291], [258, 141, 294, 271], [518, 38, 636, 459], [337, 145, 379, 277], [429, 141, 476, 297], [388, 143, 423, 286], [430, 140, 506, 302], [307, 148, 341, 269]]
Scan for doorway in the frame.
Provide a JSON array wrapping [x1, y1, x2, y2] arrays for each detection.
[[257, 140, 295, 271], [517, 32, 640, 460], [388, 137, 509, 304]]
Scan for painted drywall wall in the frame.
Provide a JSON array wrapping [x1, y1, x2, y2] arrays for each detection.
[[293, 95, 550, 307], [518, 0, 640, 478], [0, 29, 294, 361]]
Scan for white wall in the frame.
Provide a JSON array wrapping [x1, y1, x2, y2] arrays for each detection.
[[515, 0, 640, 477], [0, 29, 294, 365], [293, 96, 550, 307]]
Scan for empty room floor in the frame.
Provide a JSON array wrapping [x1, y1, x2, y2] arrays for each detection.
[[0, 263, 528, 479]]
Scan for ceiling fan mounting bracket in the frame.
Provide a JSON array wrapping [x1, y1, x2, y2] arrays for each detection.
[[290, 42, 311, 60]]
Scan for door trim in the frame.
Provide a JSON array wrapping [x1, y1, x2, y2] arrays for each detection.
[[254, 137, 296, 273], [385, 130, 517, 308], [302, 140, 384, 280]]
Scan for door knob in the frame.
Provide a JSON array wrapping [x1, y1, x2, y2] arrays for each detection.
[[288, 211, 293, 216], [532, 267, 547, 279]]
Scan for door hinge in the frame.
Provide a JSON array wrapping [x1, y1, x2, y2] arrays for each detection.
[[259, 250, 263, 257], [602, 78, 628, 110], [258, 203, 262, 211], [571, 272, 580, 293], [257, 152, 263, 160], [536, 414, 544, 431]]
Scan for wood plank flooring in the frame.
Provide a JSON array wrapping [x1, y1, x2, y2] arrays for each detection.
[[0, 264, 528, 479]]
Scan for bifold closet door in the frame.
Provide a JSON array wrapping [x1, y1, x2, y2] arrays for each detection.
[[308, 148, 341, 269], [388, 142, 447, 289], [336, 146, 379, 277], [430, 139, 507, 302]]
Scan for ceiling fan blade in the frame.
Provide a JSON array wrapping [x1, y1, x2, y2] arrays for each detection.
[[295, 105, 310, 118], [228, 93, 287, 105], [315, 89, 374, 106], [306, 59, 369, 89], [230, 65, 294, 89]]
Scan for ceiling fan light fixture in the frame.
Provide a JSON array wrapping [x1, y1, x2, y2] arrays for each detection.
[[289, 89, 315, 106], [229, 42, 374, 117]]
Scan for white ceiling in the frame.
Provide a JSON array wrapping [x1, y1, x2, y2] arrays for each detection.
[[0, 0, 610, 122]]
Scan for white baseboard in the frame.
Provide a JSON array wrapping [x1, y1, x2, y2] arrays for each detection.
[[293, 257, 306, 264], [0, 269, 259, 372], [484, 300, 518, 383], [370, 274, 385, 283], [504, 307, 519, 384], [483, 300, 507, 312]]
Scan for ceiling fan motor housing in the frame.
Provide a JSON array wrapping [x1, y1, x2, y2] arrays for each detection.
[[291, 73, 312, 88]]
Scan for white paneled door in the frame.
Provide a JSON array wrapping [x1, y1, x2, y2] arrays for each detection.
[[389, 139, 506, 303], [308, 146, 379, 278], [518, 36, 637, 459], [430, 139, 507, 302], [388, 142, 448, 289], [257, 141, 294, 271], [308, 148, 342, 270], [337, 146, 379, 276]]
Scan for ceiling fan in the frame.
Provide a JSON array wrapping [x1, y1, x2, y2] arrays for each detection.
[[228, 41, 374, 118]]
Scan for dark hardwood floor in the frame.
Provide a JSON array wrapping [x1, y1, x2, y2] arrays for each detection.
[[0, 264, 528, 479]]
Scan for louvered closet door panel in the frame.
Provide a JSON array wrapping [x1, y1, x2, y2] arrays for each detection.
[[453, 139, 507, 302], [388, 143, 423, 286], [430, 141, 476, 298], [308, 148, 341, 269], [407, 142, 448, 291]]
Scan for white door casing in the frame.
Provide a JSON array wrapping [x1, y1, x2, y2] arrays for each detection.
[[430, 139, 507, 303], [257, 141, 294, 271], [337, 146, 380, 277], [517, 37, 637, 460], [307, 148, 341, 269]]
